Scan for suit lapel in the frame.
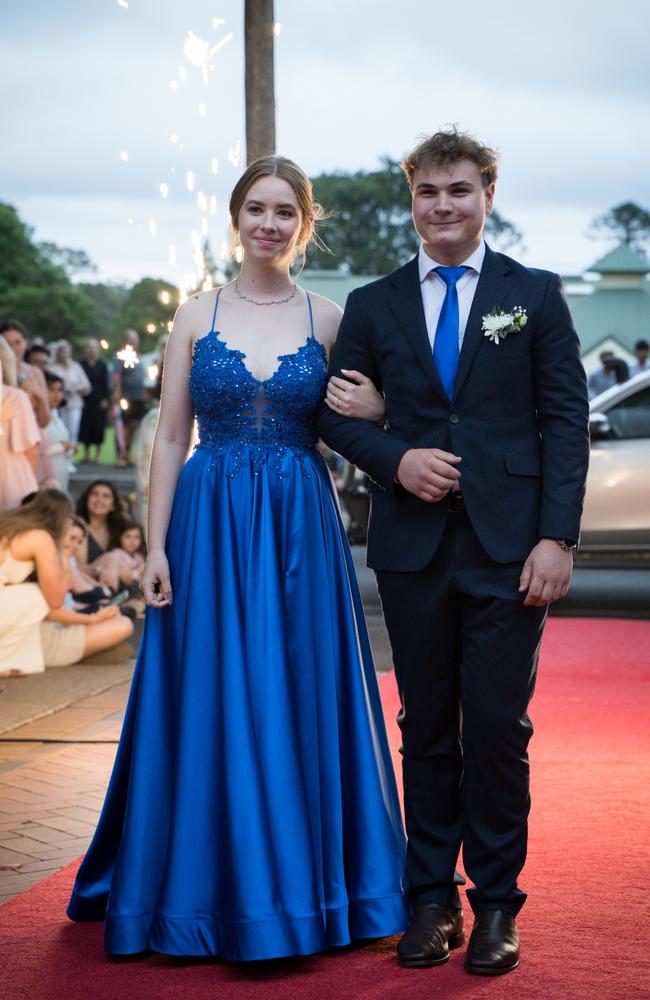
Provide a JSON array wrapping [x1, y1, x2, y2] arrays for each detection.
[[453, 245, 514, 401], [387, 257, 449, 402]]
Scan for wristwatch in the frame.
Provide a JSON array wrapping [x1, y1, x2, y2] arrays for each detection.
[[543, 537, 578, 552]]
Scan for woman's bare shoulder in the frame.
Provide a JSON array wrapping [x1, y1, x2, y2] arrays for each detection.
[[304, 292, 343, 349], [9, 529, 57, 560], [173, 286, 228, 340]]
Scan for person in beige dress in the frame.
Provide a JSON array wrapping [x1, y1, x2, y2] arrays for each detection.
[[0, 490, 71, 677]]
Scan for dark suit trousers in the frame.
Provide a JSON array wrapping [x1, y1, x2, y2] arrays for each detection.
[[376, 511, 547, 916]]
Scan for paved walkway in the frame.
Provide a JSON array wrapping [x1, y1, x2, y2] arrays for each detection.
[[0, 682, 129, 905]]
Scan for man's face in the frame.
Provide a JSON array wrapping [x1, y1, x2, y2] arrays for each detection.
[[636, 346, 648, 365], [30, 349, 50, 371], [412, 158, 495, 266], [3, 327, 27, 361]]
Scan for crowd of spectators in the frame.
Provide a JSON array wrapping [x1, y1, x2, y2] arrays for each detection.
[[587, 339, 649, 399], [0, 316, 165, 679]]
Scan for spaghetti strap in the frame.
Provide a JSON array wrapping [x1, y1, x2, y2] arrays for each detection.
[[210, 287, 223, 334], [305, 292, 315, 340]]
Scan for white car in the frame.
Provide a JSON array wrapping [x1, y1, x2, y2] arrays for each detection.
[[580, 369, 650, 559]]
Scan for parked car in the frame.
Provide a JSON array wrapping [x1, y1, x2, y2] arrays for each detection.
[[580, 369, 650, 563]]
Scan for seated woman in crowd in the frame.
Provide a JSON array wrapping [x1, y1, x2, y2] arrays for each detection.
[[0, 489, 70, 677], [74, 479, 137, 592], [0, 335, 40, 513], [40, 518, 133, 667]]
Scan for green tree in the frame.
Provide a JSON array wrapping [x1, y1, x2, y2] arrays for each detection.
[[0, 283, 94, 346], [78, 281, 129, 346], [39, 242, 97, 280], [588, 201, 650, 254], [0, 202, 95, 346], [307, 158, 523, 275], [116, 278, 178, 344]]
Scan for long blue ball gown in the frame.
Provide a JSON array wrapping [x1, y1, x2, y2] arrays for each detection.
[[67, 289, 408, 961]]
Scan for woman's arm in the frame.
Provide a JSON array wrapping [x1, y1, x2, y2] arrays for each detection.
[[46, 605, 118, 626], [142, 300, 197, 606]]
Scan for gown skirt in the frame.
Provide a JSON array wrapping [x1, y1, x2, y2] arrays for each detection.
[[67, 443, 408, 961]]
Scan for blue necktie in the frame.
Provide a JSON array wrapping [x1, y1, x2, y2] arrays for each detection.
[[433, 266, 469, 399]]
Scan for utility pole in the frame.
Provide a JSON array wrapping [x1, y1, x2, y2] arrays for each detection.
[[244, 0, 276, 165]]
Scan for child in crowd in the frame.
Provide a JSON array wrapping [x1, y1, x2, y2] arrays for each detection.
[[42, 371, 77, 493], [91, 520, 146, 595], [65, 517, 112, 609]]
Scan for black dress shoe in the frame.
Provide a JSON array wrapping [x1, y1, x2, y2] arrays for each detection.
[[464, 910, 520, 975], [397, 903, 465, 968]]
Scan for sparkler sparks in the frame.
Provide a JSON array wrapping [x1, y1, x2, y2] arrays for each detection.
[[118, 14, 241, 298], [117, 346, 139, 370], [183, 28, 234, 85]]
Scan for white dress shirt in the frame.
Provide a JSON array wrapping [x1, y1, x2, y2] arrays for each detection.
[[418, 241, 486, 351]]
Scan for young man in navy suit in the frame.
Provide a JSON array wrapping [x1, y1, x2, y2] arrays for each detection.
[[319, 129, 589, 975]]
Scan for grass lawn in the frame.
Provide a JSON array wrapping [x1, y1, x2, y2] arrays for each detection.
[[73, 427, 118, 464]]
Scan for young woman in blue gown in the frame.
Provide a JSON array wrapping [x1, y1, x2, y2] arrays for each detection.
[[67, 156, 408, 962]]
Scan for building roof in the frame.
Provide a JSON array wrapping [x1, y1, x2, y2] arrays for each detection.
[[566, 287, 650, 355], [587, 243, 650, 275]]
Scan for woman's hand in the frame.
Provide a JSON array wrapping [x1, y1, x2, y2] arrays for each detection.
[[143, 549, 173, 608], [90, 606, 119, 623], [325, 370, 386, 425]]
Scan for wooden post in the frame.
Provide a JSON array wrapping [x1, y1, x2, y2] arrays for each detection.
[[244, 0, 276, 165]]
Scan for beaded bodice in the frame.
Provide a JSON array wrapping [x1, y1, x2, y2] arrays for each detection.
[[189, 291, 327, 474]]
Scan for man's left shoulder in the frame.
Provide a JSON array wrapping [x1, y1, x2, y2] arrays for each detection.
[[492, 248, 560, 290]]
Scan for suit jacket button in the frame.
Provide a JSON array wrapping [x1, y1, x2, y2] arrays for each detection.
[[450, 413, 459, 424]]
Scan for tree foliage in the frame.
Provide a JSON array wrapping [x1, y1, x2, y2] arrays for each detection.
[[0, 202, 96, 347], [116, 278, 178, 342], [77, 281, 129, 345], [588, 201, 650, 254], [39, 242, 97, 280], [307, 157, 523, 275]]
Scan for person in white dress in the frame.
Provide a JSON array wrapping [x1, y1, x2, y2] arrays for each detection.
[[42, 371, 77, 493], [50, 340, 91, 443]]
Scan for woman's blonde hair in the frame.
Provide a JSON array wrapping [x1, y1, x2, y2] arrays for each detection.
[[229, 155, 328, 262], [0, 334, 17, 387], [0, 489, 73, 547]]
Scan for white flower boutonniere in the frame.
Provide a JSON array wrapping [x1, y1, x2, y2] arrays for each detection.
[[482, 306, 528, 344]]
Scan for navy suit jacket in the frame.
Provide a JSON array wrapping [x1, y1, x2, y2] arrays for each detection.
[[318, 246, 590, 571]]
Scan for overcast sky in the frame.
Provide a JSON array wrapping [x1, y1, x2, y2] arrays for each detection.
[[2, 0, 649, 286]]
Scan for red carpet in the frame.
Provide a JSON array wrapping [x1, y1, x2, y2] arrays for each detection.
[[2, 618, 649, 1000]]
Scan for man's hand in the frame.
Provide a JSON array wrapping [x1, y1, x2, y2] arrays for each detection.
[[396, 448, 461, 502], [519, 539, 573, 607]]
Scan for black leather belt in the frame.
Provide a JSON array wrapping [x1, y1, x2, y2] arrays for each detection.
[[447, 491, 467, 513]]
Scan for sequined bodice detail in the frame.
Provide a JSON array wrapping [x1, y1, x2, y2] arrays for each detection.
[[189, 322, 327, 475]]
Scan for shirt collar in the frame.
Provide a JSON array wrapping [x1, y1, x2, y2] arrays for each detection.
[[418, 241, 486, 284]]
